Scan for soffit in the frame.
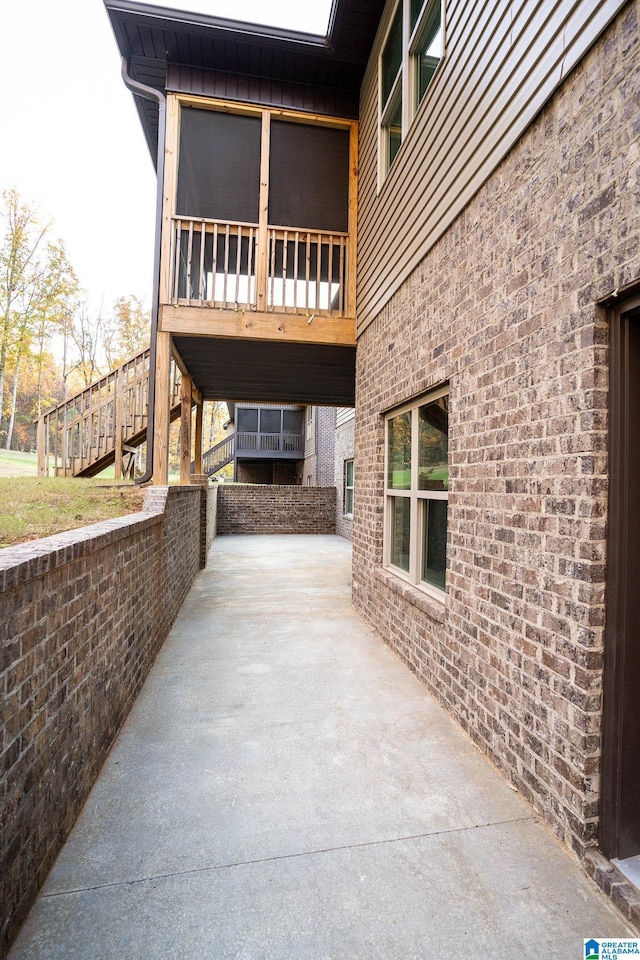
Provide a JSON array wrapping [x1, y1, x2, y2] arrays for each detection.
[[104, 0, 385, 159], [173, 336, 356, 406]]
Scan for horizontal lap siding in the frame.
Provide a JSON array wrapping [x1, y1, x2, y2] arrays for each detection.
[[357, 0, 628, 334]]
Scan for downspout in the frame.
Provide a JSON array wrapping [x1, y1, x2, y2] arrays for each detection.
[[120, 57, 166, 485]]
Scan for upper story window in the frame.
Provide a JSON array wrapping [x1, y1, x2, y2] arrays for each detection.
[[380, 0, 444, 179], [384, 385, 449, 599]]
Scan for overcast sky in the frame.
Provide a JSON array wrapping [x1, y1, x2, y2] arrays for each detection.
[[0, 0, 331, 313]]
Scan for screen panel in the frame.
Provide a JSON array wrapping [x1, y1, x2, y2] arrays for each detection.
[[177, 108, 261, 223], [268, 121, 350, 233]]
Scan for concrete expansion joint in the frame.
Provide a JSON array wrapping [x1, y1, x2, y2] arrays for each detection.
[[38, 815, 537, 901]]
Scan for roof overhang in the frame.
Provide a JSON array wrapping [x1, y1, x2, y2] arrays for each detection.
[[104, 0, 385, 160]]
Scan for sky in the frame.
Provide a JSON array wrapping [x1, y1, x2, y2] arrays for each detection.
[[0, 0, 331, 314]]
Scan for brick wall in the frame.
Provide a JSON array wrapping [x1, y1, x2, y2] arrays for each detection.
[[354, 0, 640, 870], [236, 461, 299, 484], [217, 485, 336, 534], [0, 485, 207, 957], [335, 416, 355, 541]]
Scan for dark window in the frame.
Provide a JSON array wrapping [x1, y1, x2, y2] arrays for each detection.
[[283, 410, 303, 434], [237, 408, 259, 433], [259, 410, 281, 434], [177, 109, 261, 223]]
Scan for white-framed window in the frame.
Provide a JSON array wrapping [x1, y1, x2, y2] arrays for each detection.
[[384, 385, 448, 599], [344, 459, 354, 516], [379, 0, 444, 179]]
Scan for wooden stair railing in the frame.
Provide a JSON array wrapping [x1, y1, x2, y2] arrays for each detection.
[[200, 434, 235, 477], [36, 349, 181, 479]]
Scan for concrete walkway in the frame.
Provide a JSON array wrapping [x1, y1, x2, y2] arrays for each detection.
[[9, 535, 632, 959]]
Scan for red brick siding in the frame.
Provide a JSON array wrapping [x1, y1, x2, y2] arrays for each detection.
[[217, 485, 336, 534], [0, 486, 206, 956], [353, 1, 640, 864]]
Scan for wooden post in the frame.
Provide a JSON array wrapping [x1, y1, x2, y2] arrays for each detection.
[[256, 110, 271, 311], [347, 121, 358, 320], [153, 331, 171, 485], [114, 368, 124, 481], [179, 373, 193, 485], [36, 416, 46, 477], [194, 399, 203, 476]]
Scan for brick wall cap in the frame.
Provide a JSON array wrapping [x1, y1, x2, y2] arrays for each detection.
[[0, 510, 163, 591]]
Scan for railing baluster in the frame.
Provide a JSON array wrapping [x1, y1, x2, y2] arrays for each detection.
[[212, 223, 218, 302], [223, 224, 230, 306], [174, 220, 182, 301], [340, 238, 346, 316], [282, 230, 288, 313], [269, 230, 276, 310], [186, 220, 194, 300], [235, 225, 242, 304], [305, 233, 311, 312], [199, 220, 206, 303], [294, 231, 299, 312], [316, 234, 322, 312]]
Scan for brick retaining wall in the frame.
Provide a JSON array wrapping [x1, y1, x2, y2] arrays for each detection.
[[0, 485, 208, 957], [217, 485, 336, 535]]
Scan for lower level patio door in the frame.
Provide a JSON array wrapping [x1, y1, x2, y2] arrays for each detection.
[[601, 296, 640, 864]]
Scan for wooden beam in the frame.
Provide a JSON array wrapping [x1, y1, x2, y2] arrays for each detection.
[[160, 305, 356, 347], [348, 121, 359, 319], [114, 371, 124, 481], [160, 94, 180, 305], [36, 417, 45, 477], [180, 373, 193, 485], [153, 330, 171, 485], [194, 399, 203, 475], [256, 111, 271, 312], [171, 340, 202, 404]]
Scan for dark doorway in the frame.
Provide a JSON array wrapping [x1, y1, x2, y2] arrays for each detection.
[[601, 296, 640, 861]]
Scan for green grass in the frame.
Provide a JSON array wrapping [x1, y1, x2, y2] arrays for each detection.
[[0, 477, 145, 548], [0, 449, 39, 478]]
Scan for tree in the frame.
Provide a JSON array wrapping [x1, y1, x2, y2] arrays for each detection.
[[0, 190, 48, 433], [0, 190, 78, 448], [105, 295, 150, 368]]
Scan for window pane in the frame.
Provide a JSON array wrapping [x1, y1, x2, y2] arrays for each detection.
[[237, 408, 258, 432], [390, 496, 411, 572], [422, 499, 447, 590], [386, 93, 403, 168], [410, 0, 425, 31], [388, 411, 412, 489], [381, 5, 403, 106], [416, 3, 442, 104], [418, 396, 448, 490], [260, 410, 281, 434], [283, 410, 303, 434], [345, 459, 354, 487]]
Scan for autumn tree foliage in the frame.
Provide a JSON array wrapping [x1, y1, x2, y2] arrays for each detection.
[[0, 189, 78, 449], [0, 188, 151, 451]]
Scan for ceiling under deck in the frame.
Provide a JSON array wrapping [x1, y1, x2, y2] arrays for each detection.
[[173, 337, 356, 406]]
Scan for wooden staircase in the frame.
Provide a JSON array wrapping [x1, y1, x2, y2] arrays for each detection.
[[36, 349, 181, 479], [201, 434, 235, 478]]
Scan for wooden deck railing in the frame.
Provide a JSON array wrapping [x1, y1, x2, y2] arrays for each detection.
[[36, 349, 181, 479], [169, 216, 350, 317], [236, 431, 304, 455]]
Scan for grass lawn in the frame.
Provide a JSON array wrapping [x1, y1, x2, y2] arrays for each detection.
[[0, 476, 145, 548], [0, 449, 39, 478]]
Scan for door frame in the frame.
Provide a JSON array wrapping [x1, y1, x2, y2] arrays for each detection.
[[601, 292, 640, 858]]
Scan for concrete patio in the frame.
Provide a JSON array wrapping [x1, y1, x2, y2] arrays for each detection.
[[8, 535, 633, 959]]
